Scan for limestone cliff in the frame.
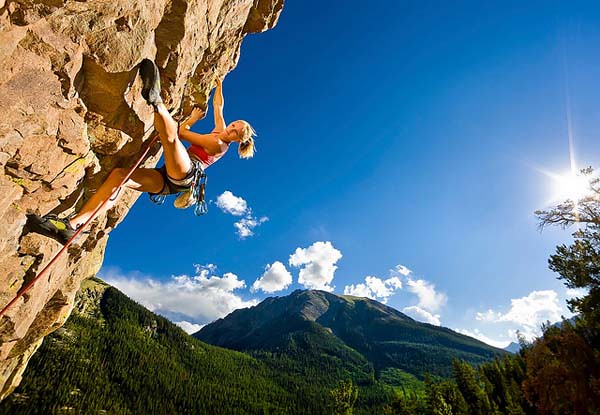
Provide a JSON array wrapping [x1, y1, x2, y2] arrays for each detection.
[[0, 0, 283, 399]]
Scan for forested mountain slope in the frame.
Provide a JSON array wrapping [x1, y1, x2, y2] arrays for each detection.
[[196, 289, 505, 379], [0, 279, 326, 414]]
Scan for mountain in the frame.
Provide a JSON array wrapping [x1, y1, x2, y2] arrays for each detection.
[[0, 279, 330, 414], [0, 282, 508, 414], [195, 290, 506, 380], [504, 342, 521, 353]]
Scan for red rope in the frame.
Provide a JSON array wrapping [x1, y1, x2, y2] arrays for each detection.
[[0, 132, 161, 319]]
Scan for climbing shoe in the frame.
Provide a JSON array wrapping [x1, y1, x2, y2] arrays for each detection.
[[26, 214, 77, 245], [173, 190, 196, 209], [139, 59, 163, 108]]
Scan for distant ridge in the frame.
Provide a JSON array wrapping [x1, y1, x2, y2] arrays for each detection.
[[504, 342, 521, 353], [196, 289, 506, 379]]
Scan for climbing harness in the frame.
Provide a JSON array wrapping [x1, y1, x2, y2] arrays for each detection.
[[148, 101, 209, 215], [148, 159, 209, 216]]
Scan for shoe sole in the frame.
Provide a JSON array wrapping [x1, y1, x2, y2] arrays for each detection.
[[26, 214, 75, 245], [139, 59, 162, 106]]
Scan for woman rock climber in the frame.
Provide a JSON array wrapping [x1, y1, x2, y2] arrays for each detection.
[[28, 59, 256, 244]]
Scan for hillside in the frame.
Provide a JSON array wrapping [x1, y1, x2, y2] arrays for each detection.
[[0, 281, 511, 414], [0, 279, 331, 414], [195, 290, 505, 379]]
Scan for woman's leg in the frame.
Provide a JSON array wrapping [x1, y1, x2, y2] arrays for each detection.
[[69, 167, 163, 228], [69, 102, 190, 229], [153, 103, 192, 180]]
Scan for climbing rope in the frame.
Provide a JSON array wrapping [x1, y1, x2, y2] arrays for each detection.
[[0, 129, 161, 319], [0, 81, 208, 319]]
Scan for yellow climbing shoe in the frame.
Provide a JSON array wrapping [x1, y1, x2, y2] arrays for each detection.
[[26, 214, 76, 245]]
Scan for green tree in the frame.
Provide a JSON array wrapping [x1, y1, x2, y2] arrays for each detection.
[[436, 380, 469, 415], [452, 359, 492, 415], [424, 377, 453, 415], [530, 167, 600, 414], [383, 390, 425, 415], [535, 167, 600, 341], [330, 379, 359, 415], [521, 322, 600, 414]]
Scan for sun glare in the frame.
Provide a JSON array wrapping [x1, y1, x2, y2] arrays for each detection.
[[551, 171, 590, 202]]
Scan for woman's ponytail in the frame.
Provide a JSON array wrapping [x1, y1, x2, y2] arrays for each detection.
[[238, 121, 256, 159]]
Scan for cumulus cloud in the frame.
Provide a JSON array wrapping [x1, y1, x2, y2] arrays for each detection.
[[234, 216, 268, 239], [403, 306, 441, 326], [344, 276, 402, 303], [216, 191, 247, 216], [216, 191, 268, 239], [175, 321, 204, 334], [392, 264, 412, 276], [476, 309, 503, 322], [405, 276, 447, 313], [566, 287, 588, 299], [472, 290, 564, 340], [455, 328, 510, 349], [100, 265, 258, 326], [251, 261, 293, 293], [497, 290, 562, 329], [289, 241, 342, 292]]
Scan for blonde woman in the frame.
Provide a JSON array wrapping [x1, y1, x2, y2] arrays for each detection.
[[28, 59, 256, 244]]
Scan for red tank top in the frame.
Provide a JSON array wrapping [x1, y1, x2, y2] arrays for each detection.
[[188, 144, 229, 168]]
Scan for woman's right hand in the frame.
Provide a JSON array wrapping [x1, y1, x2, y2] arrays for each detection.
[[190, 107, 203, 120], [181, 107, 203, 131]]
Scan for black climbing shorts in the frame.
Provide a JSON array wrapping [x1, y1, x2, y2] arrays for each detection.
[[149, 159, 203, 196]]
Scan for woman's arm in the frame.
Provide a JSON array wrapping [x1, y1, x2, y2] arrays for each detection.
[[179, 130, 222, 154], [212, 77, 226, 133], [178, 108, 222, 153]]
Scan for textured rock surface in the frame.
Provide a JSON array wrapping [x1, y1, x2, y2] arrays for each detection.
[[0, 0, 282, 400]]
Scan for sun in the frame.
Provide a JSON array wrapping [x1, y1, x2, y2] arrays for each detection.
[[550, 170, 590, 202]]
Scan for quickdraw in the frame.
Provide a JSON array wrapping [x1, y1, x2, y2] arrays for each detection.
[[193, 165, 208, 216]]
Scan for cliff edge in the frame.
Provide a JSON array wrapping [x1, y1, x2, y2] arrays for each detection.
[[0, 0, 283, 399]]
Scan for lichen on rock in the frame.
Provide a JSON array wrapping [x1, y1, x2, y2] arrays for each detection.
[[0, 0, 282, 400]]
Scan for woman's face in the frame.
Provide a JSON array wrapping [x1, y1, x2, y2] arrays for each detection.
[[225, 121, 244, 141]]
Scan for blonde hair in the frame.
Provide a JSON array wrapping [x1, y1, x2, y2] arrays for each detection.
[[237, 120, 256, 159]]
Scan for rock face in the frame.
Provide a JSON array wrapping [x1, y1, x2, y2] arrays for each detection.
[[0, 0, 283, 400]]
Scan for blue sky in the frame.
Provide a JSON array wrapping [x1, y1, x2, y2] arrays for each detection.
[[100, 1, 600, 347]]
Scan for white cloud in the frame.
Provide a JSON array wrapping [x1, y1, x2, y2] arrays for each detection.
[[403, 306, 441, 326], [405, 276, 447, 313], [175, 321, 205, 334], [344, 276, 402, 303], [392, 264, 412, 276], [289, 241, 342, 292], [100, 265, 258, 326], [566, 287, 588, 299], [252, 261, 293, 293], [344, 283, 372, 298], [234, 216, 268, 239], [476, 309, 503, 322], [385, 276, 403, 290], [497, 290, 562, 329], [455, 328, 510, 349], [216, 191, 268, 239], [216, 191, 247, 216], [472, 290, 564, 340]]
